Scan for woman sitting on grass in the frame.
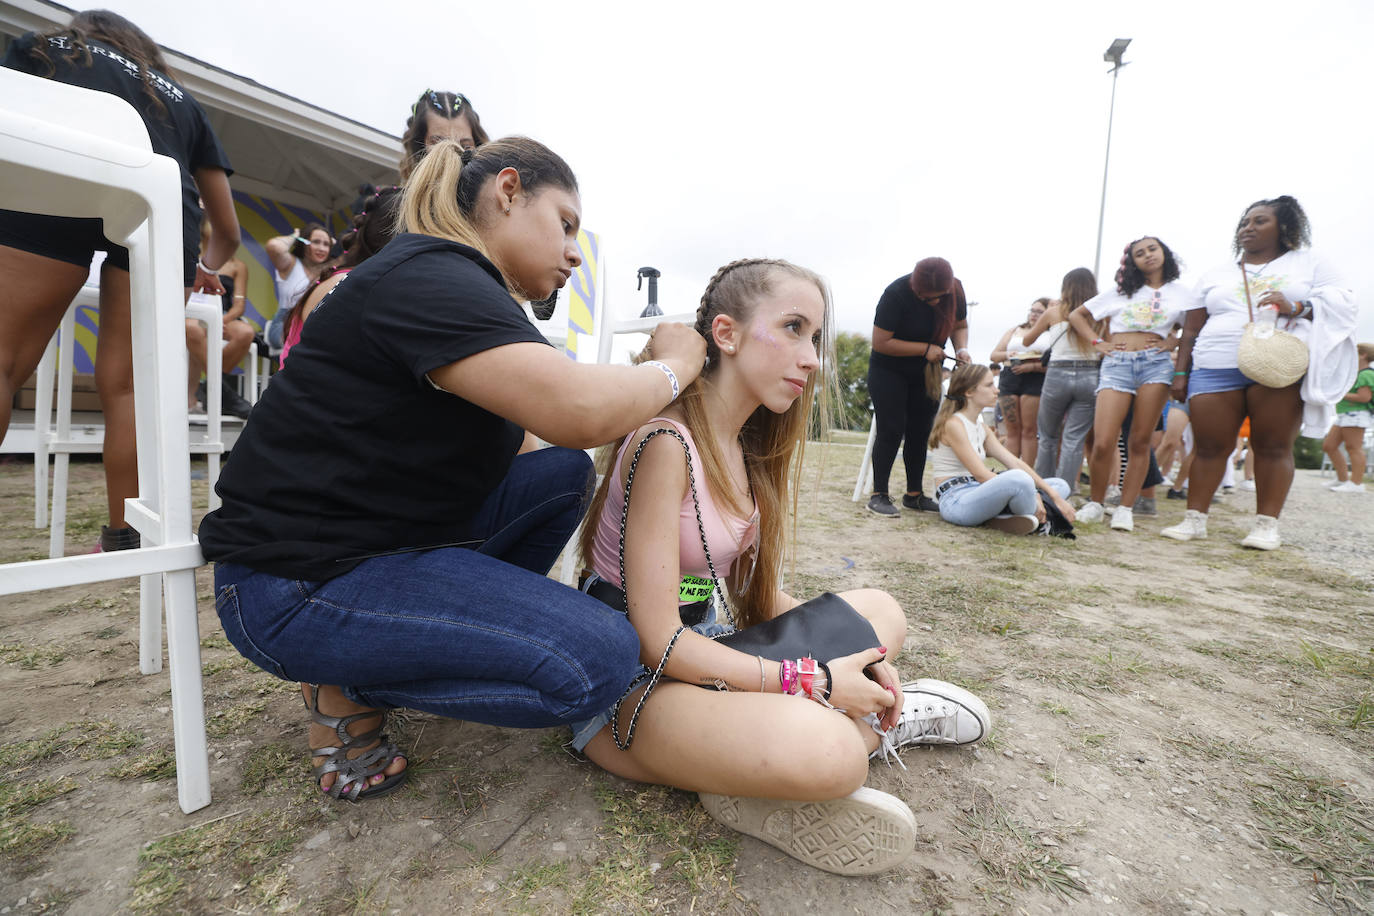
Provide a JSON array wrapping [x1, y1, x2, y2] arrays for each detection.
[[929, 362, 1076, 534], [572, 258, 990, 876]]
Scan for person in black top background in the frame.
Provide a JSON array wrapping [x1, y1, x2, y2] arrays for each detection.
[[865, 257, 971, 516], [0, 9, 240, 551], [200, 137, 707, 801]]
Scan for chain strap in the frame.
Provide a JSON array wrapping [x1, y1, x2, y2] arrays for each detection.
[[607, 426, 738, 750]]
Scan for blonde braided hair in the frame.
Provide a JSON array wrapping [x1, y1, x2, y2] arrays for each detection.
[[580, 258, 838, 629]]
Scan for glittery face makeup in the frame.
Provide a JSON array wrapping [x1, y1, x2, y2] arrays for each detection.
[[731, 278, 825, 415]]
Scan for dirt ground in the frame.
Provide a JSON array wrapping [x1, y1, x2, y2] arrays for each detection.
[[1, 444, 1371, 915]]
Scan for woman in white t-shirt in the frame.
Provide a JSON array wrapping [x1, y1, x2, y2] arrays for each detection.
[[928, 363, 1075, 534], [1164, 196, 1358, 549], [1069, 237, 1194, 531], [264, 223, 333, 354]]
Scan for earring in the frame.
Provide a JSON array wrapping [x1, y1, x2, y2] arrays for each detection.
[[504, 206, 511, 216]]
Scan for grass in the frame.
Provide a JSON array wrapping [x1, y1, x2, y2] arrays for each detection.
[[1248, 765, 1374, 914], [131, 809, 310, 914], [110, 748, 177, 782], [0, 777, 78, 863], [0, 642, 67, 669], [956, 788, 1088, 902]]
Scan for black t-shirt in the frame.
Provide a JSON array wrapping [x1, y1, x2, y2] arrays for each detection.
[[2, 32, 233, 255], [868, 275, 968, 378], [198, 234, 550, 580]]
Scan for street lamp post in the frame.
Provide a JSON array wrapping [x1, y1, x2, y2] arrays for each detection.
[[1093, 38, 1131, 283]]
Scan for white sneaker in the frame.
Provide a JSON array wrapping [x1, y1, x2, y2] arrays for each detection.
[[1110, 506, 1134, 531], [1333, 481, 1366, 494], [698, 786, 916, 876], [1076, 501, 1105, 523], [1238, 479, 1256, 491], [1324, 478, 1345, 489], [1104, 485, 1122, 507], [1161, 509, 1208, 541], [871, 680, 992, 766], [1241, 515, 1281, 550]]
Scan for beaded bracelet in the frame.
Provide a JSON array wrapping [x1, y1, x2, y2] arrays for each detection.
[[642, 360, 680, 401]]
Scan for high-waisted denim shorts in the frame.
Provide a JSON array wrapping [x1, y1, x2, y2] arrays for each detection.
[[1096, 348, 1172, 394]]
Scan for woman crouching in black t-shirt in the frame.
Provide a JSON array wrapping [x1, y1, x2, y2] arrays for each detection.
[[199, 138, 706, 801]]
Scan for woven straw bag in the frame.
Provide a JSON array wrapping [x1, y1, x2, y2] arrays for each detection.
[[1236, 263, 1308, 388]]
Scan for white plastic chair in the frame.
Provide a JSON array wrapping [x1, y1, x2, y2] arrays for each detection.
[[0, 67, 210, 814], [184, 292, 227, 510]]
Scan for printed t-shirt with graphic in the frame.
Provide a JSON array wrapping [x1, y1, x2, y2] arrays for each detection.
[[1336, 367, 1374, 414], [1084, 279, 1198, 337], [2, 32, 232, 256], [198, 234, 550, 581], [1191, 249, 1344, 371]]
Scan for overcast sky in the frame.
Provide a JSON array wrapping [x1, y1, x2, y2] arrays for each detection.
[[102, 0, 1373, 360]]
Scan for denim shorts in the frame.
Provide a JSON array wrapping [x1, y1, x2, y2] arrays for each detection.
[[1187, 367, 1256, 400], [568, 575, 734, 753], [1096, 348, 1173, 394]]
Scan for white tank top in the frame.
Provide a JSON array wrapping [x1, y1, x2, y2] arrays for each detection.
[[930, 413, 985, 481], [1044, 320, 1099, 362]]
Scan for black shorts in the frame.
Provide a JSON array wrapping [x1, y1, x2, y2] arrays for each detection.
[[999, 365, 1045, 397], [0, 209, 196, 285]]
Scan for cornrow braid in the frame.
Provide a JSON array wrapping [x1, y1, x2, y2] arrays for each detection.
[[695, 258, 789, 361]]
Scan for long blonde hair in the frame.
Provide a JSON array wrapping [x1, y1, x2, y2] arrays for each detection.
[[398, 136, 578, 299], [928, 363, 989, 451], [579, 259, 838, 630]]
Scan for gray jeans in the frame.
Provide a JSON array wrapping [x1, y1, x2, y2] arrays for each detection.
[[1035, 363, 1099, 490]]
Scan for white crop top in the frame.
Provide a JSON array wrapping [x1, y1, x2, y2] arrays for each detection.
[[1043, 320, 1099, 362], [1084, 280, 1198, 337], [929, 413, 985, 481]]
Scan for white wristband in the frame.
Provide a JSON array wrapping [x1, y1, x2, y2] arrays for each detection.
[[643, 360, 680, 401], [196, 258, 221, 275]]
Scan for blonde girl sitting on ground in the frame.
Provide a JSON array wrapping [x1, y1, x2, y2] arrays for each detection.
[[929, 363, 1077, 534], [573, 259, 990, 876]]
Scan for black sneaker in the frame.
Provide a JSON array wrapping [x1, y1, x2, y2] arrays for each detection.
[[1166, 488, 1187, 500], [867, 494, 899, 517], [902, 493, 939, 512], [99, 525, 140, 552], [222, 385, 253, 420]]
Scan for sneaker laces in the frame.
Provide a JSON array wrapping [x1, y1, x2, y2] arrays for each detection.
[[867, 698, 963, 768]]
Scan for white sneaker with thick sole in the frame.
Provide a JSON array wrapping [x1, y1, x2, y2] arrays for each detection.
[[698, 786, 916, 876], [1161, 509, 1208, 541], [1241, 515, 1281, 550], [1110, 506, 1134, 531], [1333, 481, 1366, 494], [1076, 501, 1105, 523], [869, 679, 993, 772], [1238, 479, 1256, 491]]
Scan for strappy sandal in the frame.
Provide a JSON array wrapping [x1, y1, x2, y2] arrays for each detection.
[[304, 685, 408, 801]]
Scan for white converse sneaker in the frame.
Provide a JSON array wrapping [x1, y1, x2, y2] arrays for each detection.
[[871, 680, 992, 765], [1161, 509, 1208, 541], [1241, 515, 1281, 550], [1076, 501, 1105, 523], [1110, 505, 1134, 531], [698, 786, 916, 876]]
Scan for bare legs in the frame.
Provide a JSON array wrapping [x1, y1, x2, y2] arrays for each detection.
[[1323, 425, 1367, 484], [186, 317, 255, 407], [0, 247, 88, 446], [1189, 383, 1301, 517], [583, 589, 907, 801]]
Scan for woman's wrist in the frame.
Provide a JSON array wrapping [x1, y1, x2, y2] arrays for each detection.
[[196, 258, 221, 275], [641, 360, 680, 401]]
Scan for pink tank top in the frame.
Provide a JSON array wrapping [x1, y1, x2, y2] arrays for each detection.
[[590, 418, 758, 599]]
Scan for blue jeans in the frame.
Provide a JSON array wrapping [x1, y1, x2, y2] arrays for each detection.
[[1097, 348, 1173, 394], [938, 469, 1070, 527], [213, 447, 642, 728], [1035, 363, 1099, 490]]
